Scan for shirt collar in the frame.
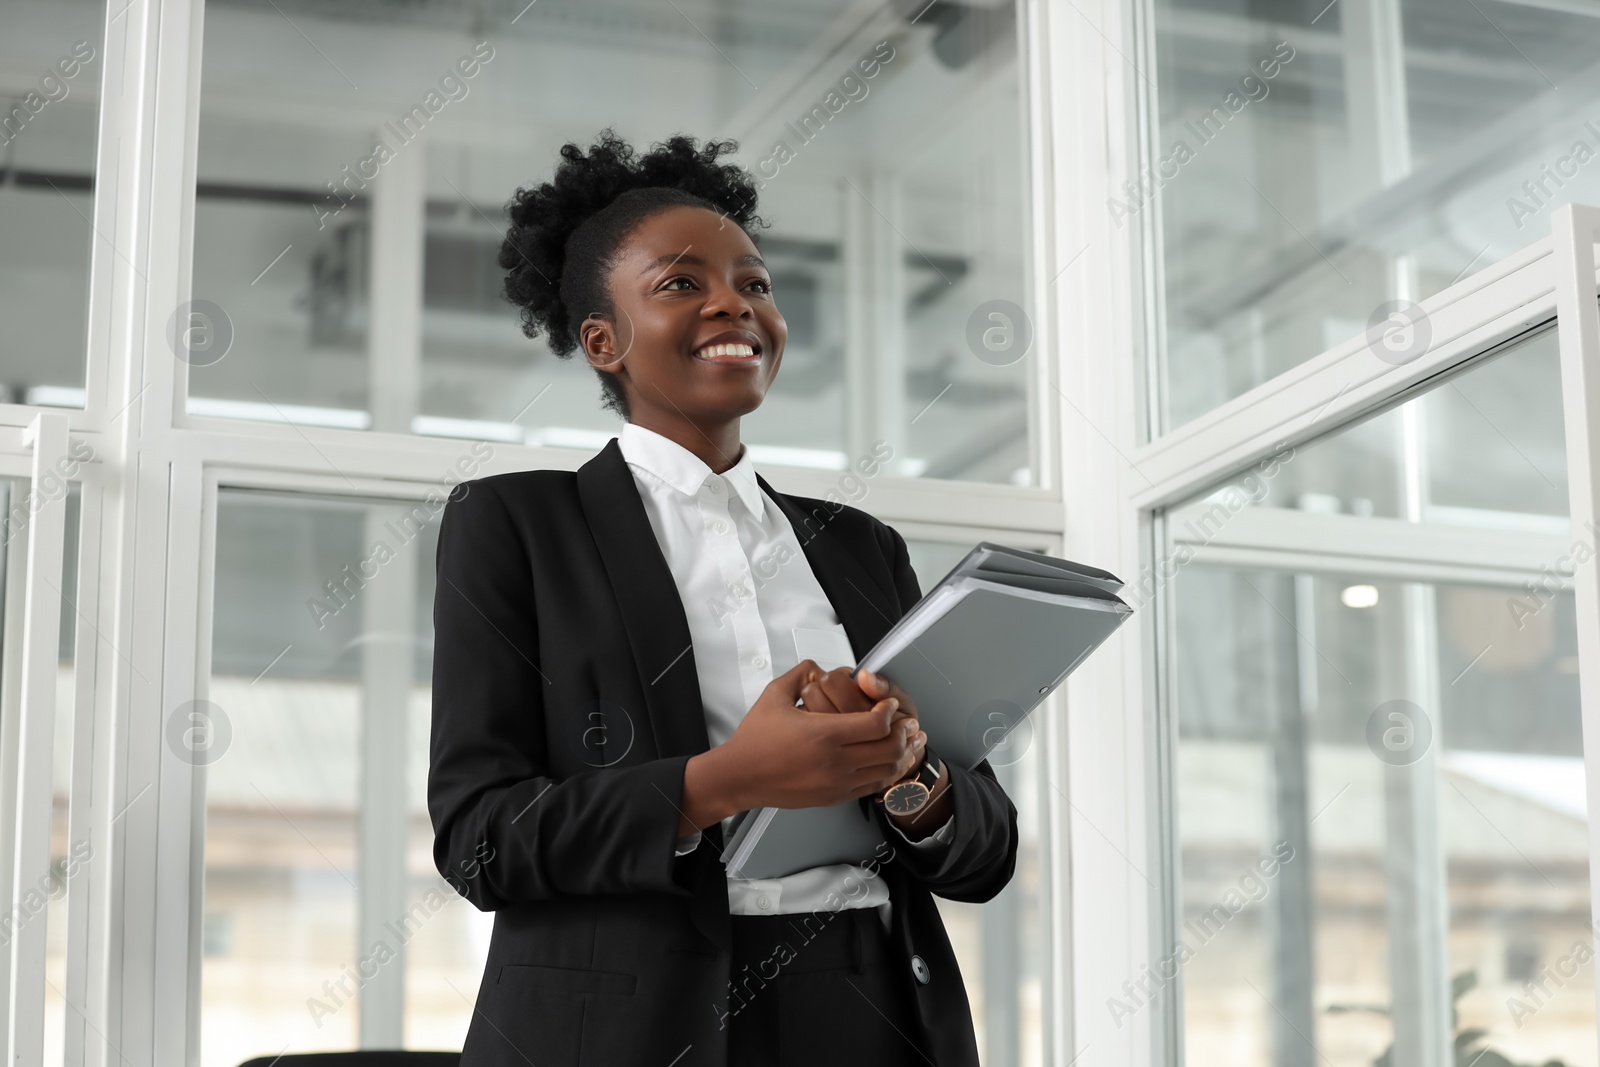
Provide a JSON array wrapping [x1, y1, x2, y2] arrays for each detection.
[[617, 421, 765, 521]]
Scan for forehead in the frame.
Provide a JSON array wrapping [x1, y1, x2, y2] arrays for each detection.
[[615, 204, 762, 268]]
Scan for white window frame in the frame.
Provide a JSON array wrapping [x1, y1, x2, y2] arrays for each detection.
[[1029, 2, 1600, 1066], [33, 0, 1600, 1064], [0, 0, 1079, 1064], [1049, 0, 1600, 1042]]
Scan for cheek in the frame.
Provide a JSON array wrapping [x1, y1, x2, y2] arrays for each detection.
[[615, 300, 679, 363], [764, 316, 787, 378], [765, 309, 789, 350]]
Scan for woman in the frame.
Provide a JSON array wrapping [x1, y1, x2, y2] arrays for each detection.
[[428, 130, 1019, 1067]]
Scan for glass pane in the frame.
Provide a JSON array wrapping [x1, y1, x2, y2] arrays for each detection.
[[201, 490, 487, 1065], [0, 1, 103, 405], [1172, 568, 1589, 1067], [193, 1, 1034, 484], [1196, 326, 1566, 531], [1149, 0, 1600, 431], [907, 536, 1044, 1067], [1161, 333, 1593, 1065]]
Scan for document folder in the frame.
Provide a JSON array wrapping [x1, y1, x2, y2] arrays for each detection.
[[722, 542, 1133, 880]]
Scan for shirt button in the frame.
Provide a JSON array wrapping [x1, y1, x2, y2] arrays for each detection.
[[757, 895, 771, 910], [712, 520, 728, 534], [911, 954, 931, 984], [708, 480, 723, 494], [753, 655, 767, 669]]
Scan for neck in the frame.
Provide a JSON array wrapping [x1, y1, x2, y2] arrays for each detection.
[[630, 413, 743, 474]]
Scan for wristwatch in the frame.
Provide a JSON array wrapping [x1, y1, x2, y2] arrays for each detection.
[[881, 747, 944, 816]]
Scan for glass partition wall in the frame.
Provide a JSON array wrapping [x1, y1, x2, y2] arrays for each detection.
[[187, 0, 1038, 485], [13, 0, 1600, 1065], [1101, 192, 1600, 1067], [1143, 0, 1600, 434], [0, 1, 102, 407], [1098, 0, 1600, 1060], [1166, 327, 1591, 1065], [176, 0, 1050, 1059], [1057, 200, 1600, 1065], [0, 0, 1068, 1064]]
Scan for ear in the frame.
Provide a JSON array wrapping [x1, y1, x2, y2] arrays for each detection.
[[578, 313, 624, 372]]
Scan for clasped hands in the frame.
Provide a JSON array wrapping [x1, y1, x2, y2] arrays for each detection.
[[794, 661, 951, 836]]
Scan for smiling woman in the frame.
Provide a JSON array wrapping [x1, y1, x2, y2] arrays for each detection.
[[428, 129, 1018, 1067]]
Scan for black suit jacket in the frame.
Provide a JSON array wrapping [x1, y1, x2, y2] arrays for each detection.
[[428, 437, 1020, 1067]]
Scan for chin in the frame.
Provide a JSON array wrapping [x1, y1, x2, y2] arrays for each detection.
[[714, 386, 769, 418]]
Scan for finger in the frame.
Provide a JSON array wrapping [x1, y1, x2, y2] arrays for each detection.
[[776, 659, 822, 701], [893, 732, 928, 781], [818, 667, 874, 713], [860, 670, 918, 719], [852, 739, 922, 793], [823, 698, 902, 744], [799, 676, 843, 714], [855, 668, 888, 698], [874, 674, 914, 710], [840, 713, 918, 771], [877, 734, 924, 778]]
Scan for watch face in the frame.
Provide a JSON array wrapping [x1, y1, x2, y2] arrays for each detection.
[[884, 781, 930, 816]]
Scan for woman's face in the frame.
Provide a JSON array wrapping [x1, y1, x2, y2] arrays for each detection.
[[582, 204, 786, 425]]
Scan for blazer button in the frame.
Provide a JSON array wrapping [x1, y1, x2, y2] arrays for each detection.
[[911, 954, 930, 985]]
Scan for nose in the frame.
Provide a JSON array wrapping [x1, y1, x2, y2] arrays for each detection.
[[702, 277, 754, 320]]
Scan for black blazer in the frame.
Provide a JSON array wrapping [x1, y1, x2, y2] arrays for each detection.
[[429, 437, 1020, 1067]]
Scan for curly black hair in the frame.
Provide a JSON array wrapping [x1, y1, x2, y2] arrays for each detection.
[[498, 129, 769, 420]]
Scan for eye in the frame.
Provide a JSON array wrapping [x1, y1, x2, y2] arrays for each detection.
[[660, 275, 697, 291], [746, 278, 772, 293]]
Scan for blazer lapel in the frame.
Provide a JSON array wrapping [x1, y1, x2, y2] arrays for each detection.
[[578, 439, 737, 956], [575, 439, 720, 842]]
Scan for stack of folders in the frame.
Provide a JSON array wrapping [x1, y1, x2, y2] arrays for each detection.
[[723, 541, 1134, 880]]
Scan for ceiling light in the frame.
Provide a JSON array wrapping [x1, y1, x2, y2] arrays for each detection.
[[1341, 584, 1379, 608]]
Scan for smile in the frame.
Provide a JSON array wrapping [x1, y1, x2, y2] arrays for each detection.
[[692, 342, 762, 364]]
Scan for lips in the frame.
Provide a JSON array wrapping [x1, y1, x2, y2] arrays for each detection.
[[692, 332, 763, 365]]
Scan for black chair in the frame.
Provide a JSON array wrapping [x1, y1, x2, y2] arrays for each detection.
[[237, 1053, 459, 1067]]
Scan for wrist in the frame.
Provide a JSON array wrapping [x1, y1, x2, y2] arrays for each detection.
[[685, 746, 748, 825]]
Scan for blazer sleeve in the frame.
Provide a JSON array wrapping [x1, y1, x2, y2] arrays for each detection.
[[869, 521, 1020, 904], [428, 479, 699, 911]]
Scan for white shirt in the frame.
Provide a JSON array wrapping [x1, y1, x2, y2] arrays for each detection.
[[617, 422, 954, 935]]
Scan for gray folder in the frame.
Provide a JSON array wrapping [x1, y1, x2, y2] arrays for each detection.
[[722, 542, 1133, 880]]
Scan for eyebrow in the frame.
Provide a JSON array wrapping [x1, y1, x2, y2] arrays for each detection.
[[639, 252, 767, 275]]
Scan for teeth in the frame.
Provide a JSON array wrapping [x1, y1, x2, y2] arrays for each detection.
[[698, 343, 756, 358]]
